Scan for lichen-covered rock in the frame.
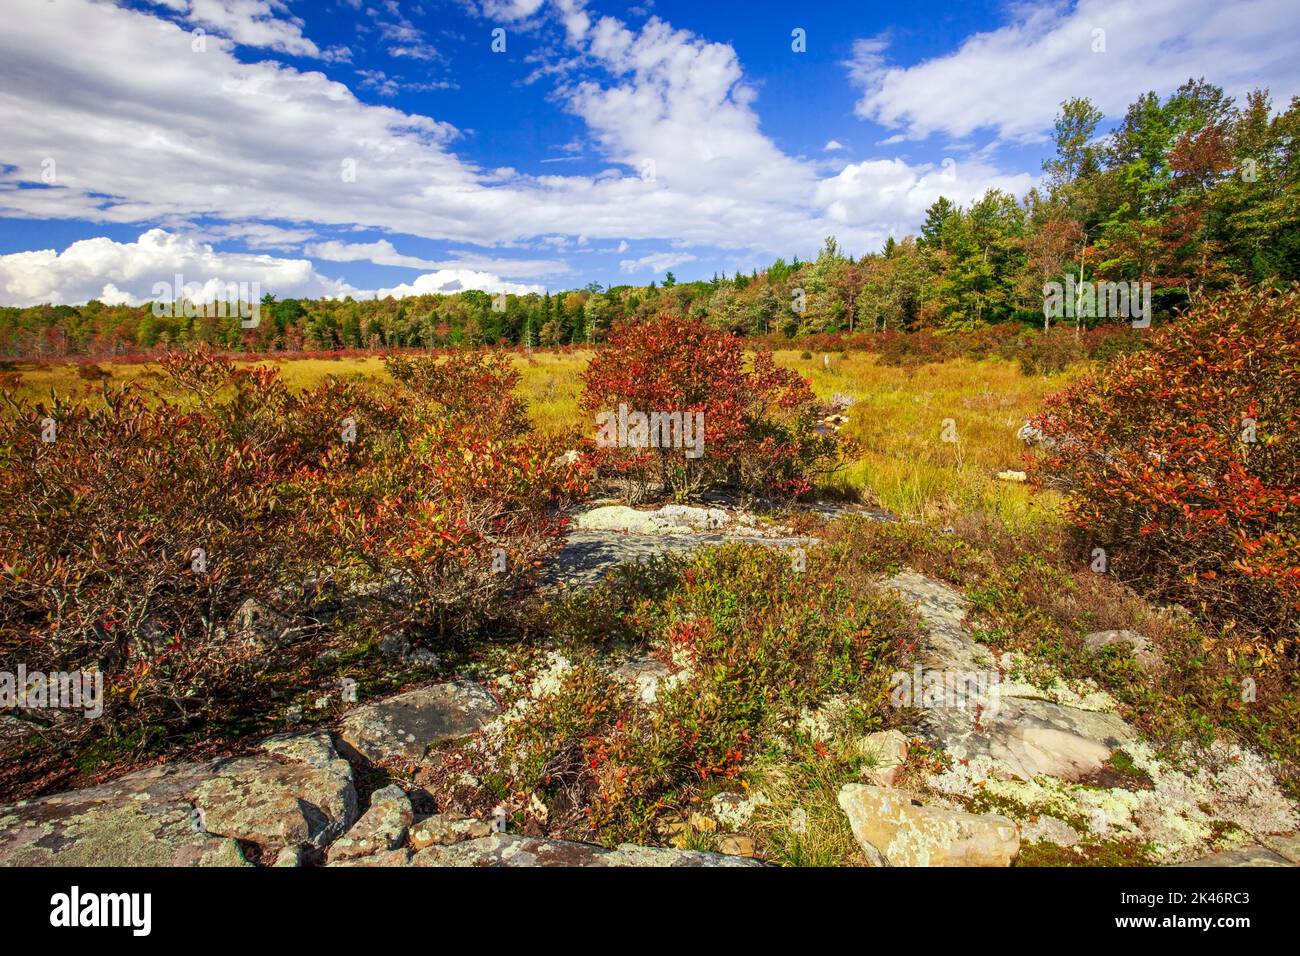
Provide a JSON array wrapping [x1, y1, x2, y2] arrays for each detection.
[[575, 505, 675, 534], [924, 695, 1136, 782], [881, 570, 996, 673], [651, 505, 731, 531], [1019, 815, 1081, 847], [882, 570, 1135, 782], [192, 734, 357, 851], [857, 729, 909, 787], [0, 762, 249, 867], [611, 657, 672, 704], [0, 731, 356, 866], [838, 784, 1020, 867], [338, 681, 500, 765], [409, 813, 492, 849], [231, 597, 293, 649], [326, 785, 413, 863], [1177, 845, 1294, 867], [409, 834, 765, 867], [1260, 833, 1300, 864], [1083, 629, 1158, 670]]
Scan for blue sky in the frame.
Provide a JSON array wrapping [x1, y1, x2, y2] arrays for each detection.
[[1, 0, 1297, 306]]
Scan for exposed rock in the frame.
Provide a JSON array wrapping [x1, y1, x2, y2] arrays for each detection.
[[408, 834, 764, 867], [718, 835, 757, 857], [326, 785, 413, 863], [189, 733, 357, 850], [1177, 845, 1294, 867], [409, 813, 492, 849], [544, 528, 817, 589], [378, 633, 440, 668], [1020, 815, 1081, 847], [1083, 629, 1159, 670], [1260, 833, 1300, 864], [923, 695, 1136, 782], [881, 570, 996, 673], [882, 570, 1135, 782], [710, 791, 769, 831], [0, 763, 248, 867], [576, 505, 677, 535], [272, 846, 303, 867], [688, 812, 717, 833], [611, 657, 672, 704], [231, 597, 293, 649], [1016, 422, 1058, 452], [327, 848, 414, 867], [838, 784, 1020, 867], [857, 729, 910, 787], [338, 681, 500, 765], [653, 504, 732, 531], [0, 731, 354, 866], [996, 470, 1028, 482]]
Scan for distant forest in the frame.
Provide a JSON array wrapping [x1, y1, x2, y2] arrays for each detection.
[[4, 79, 1297, 359]]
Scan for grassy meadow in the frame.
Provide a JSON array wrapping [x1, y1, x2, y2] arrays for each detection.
[[3, 347, 1079, 527]]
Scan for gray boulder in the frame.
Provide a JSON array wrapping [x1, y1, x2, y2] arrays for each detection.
[[337, 681, 500, 765]]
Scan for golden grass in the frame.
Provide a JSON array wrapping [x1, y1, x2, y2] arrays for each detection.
[[774, 349, 1085, 526], [5, 348, 1081, 526]]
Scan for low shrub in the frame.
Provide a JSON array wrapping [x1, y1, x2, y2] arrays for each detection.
[[484, 541, 918, 843], [580, 313, 840, 502], [0, 348, 580, 744], [1027, 285, 1299, 649]]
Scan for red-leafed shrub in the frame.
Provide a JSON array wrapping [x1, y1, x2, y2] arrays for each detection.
[[0, 349, 581, 737], [307, 353, 584, 637], [579, 314, 839, 501], [1027, 285, 1300, 647]]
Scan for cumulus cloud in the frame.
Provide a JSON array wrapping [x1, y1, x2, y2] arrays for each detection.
[[0, 229, 550, 306], [814, 158, 1036, 233], [306, 239, 571, 278], [619, 251, 697, 275], [185, 0, 347, 60], [377, 271, 544, 297], [0, 229, 354, 307], [847, 0, 1300, 142]]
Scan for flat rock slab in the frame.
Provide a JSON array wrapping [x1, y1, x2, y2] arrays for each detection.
[[882, 569, 1136, 782], [0, 731, 354, 866], [408, 834, 765, 867], [545, 530, 816, 589], [337, 681, 500, 765], [1177, 845, 1295, 867], [923, 695, 1137, 782], [838, 784, 1020, 867], [882, 569, 996, 673]]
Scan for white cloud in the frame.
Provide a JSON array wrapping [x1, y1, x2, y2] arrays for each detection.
[[306, 238, 571, 278], [814, 158, 1036, 230], [306, 239, 441, 270], [848, 0, 1300, 142], [203, 222, 319, 250], [0, 229, 355, 307], [0, 229, 555, 306], [619, 251, 696, 275], [377, 271, 544, 297], [823, 139, 846, 152], [185, 0, 344, 60]]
